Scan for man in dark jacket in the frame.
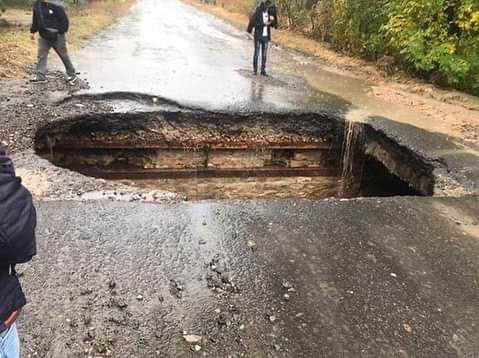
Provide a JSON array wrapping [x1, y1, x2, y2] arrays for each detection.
[[247, 0, 278, 76], [30, 0, 78, 84], [0, 148, 37, 358]]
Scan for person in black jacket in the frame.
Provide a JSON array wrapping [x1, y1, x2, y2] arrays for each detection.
[[30, 0, 78, 84], [247, 0, 278, 76], [0, 148, 37, 358]]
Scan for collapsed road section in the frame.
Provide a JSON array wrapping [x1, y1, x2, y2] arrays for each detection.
[[34, 110, 434, 200]]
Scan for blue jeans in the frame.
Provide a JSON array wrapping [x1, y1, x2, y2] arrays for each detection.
[[0, 324, 19, 358], [253, 37, 269, 74]]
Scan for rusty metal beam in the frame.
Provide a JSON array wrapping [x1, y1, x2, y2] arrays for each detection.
[[47, 143, 340, 151], [77, 167, 339, 179]]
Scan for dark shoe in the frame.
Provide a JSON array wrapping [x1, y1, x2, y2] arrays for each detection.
[[261, 71, 268, 76], [253, 69, 258, 75]]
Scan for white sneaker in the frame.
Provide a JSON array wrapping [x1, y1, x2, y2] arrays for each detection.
[[67, 75, 78, 85], [30, 77, 48, 83]]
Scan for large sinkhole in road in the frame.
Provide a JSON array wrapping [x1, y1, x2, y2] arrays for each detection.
[[34, 111, 434, 200]]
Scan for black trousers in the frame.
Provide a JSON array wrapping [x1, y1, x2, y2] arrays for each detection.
[[253, 37, 269, 73]]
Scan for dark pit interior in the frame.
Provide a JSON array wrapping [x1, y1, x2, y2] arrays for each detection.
[[34, 111, 434, 200]]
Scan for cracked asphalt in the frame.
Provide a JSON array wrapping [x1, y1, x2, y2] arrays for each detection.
[[18, 196, 479, 357]]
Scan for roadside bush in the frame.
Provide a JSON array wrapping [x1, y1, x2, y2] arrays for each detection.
[[276, 0, 317, 29], [311, 0, 334, 41], [332, 0, 388, 56], [383, 0, 479, 94], [274, 0, 479, 95], [3, 0, 32, 6], [0, 0, 5, 16]]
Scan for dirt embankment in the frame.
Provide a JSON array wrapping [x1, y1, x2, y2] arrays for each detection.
[[0, 0, 135, 79]]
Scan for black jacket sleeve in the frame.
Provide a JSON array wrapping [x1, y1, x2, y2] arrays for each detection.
[[0, 148, 37, 265], [269, 5, 278, 29], [247, 8, 258, 34], [30, 1, 40, 34], [57, 5, 69, 34]]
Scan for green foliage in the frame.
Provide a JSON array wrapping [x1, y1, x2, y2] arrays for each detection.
[[274, 0, 479, 95], [312, 0, 334, 41], [332, 0, 388, 55], [276, 0, 314, 29], [383, 0, 479, 94], [3, 0, 32, 6]]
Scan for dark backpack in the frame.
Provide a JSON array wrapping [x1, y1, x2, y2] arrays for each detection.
[[0, 150, 36, 331], [35, 1, 59, 43], [0, 151, 37, 265]]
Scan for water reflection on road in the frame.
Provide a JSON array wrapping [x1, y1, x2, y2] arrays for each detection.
[[74, 0, 351, 113]]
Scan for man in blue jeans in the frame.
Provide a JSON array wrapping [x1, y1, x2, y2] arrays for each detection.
[[247, 0, 278, 76], [0, 148, 37, 358]]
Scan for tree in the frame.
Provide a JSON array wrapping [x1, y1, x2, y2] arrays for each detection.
[[383, 0, 479, 93]]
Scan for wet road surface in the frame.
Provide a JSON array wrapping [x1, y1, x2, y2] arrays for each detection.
[[20, 196, 479, 357], [14, 0, 479, 356], [73, 0, 350, 113]]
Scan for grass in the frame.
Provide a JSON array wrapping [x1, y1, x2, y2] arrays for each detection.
[[0, 0, 135, 79], [215, 0, 254, 16]]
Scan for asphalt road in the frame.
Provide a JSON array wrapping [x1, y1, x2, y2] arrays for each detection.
[[11, 0, 479, 357], [73, 0, 350, 113], [18, 196, 479, 357]]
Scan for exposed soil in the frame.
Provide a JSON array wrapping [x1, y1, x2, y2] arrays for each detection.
[[0, 72, 187, 203], [0, 70, 102, 154], [33, 111, 342, 150]]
